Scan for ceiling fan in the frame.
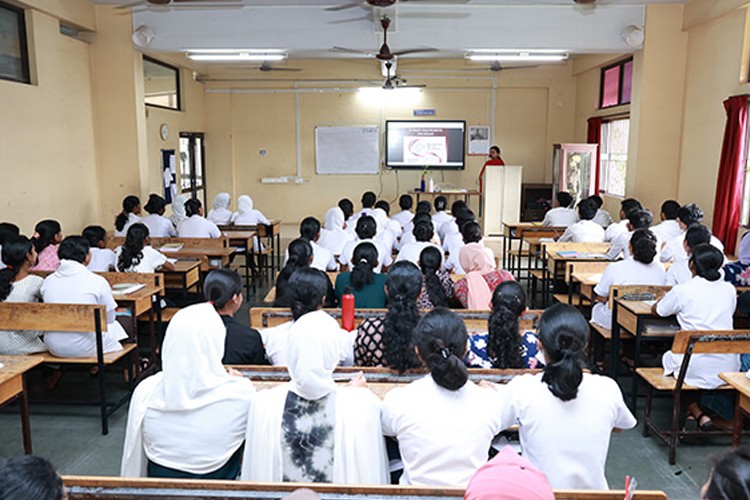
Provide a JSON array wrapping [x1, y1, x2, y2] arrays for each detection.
[[460, 61, 540, 72], [333, 16, 436, 61], [115, 0, 242, 10], [381, 61, 424, 90], [326, 0, 469, 12]]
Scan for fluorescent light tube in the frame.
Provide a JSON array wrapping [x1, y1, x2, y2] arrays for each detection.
[[468, 54, 567, 62], [186, 53, 286, 62]]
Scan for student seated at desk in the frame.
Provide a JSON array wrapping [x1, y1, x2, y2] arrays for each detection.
[[604, 198, 641, 242], [396, 219, 443, 266], [499, 304, 636, 489], [557, 198, 605, 243], [177, 198, 221, 238], [588, 195, 613, 228], [402, 200, 433, 241], [169, 193, 189, 229], [375, 199, 403, 241], [114, 195, 142, 237], [443, 207, 475, 274], [650, 199, 683, 242], [263, 268, 354, 367], [121, 302, 254, 479], [541, 192, 578, 227], [392, 194, 414, 229], [455, 224, 512, 310], [275, 239, 335, 309], [29, 219, 62, 272], [0, 236, 45, 355], [668, 224, 711, 286], [655, 244, 739, 430], [116, 223, 175, 273], [204, 269, 268, 365], [466, 281, 542, 370], [41, 236, 128, 358], [464, 446, 555, 500], [416, 246, 453, 309], [438, 200, 467, 242], [141, 194, 177, 238], [606, 208, 654, 260], [318, 207, 353, 257], [431, 195, 453, 233], [337, 198, 354, 226], [371, 207, 397, 253], [285, 217, 337, 272], [661, 203, 725, 263], [207, 192, 232, 226], [0, 222, 20, 271], [381, 308, 506, 487], [231, 195, 269, 226], [339, 216, 392, 273], [354, 261, 423, 370], [348, 191, 377, 229], [83, 225, 116, 272], [0, 455, 66, 500], [334, 242, 387, 308], [591, 229, 666, 330], [243, 272, 386, 484]]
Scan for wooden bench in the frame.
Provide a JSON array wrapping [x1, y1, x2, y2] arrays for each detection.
[[0, 303, 136, 435], [637, 329, 750, 464], [249, 307, 542, 332], [61, 476, 668, 499]]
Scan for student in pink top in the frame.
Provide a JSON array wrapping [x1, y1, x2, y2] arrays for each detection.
[[29, 219, 62, 272]]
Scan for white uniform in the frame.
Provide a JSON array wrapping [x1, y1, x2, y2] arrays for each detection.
[[114, 213, 142, 237], [541, 207, 578, 227], [661, 232, 725, 264], [115, 245, 168, 273], [651, 220, 682, 243], [87, 247, 116, 272], [657, 276, 739, 389], [392, 210, 413, 229], [591, 259, 666, 329], [604, 219, 629, 243], [395, 241, 444, 266], [284, 241, 337, 272], [592, 209, 613, 228], [177, 215, 221, 238], [339, 238, 392, 272], [557, 220, 605, 243], [140, 214, 177, 238], [207, 207, 232, 226], [431, 212, 453, 234], [500, 373, 636, 490], [665, 259, 692, 286], [41, 260, 128, 358], [382, 376, 506, 486]]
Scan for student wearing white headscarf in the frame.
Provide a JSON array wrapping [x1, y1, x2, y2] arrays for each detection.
[[232, 195, 270, 226], [120, 302, 254, 479], [318, 207, 354, 257], [242, 273, 387, 484], [169, 193, 189, 228], [207, 192, 233, 226]]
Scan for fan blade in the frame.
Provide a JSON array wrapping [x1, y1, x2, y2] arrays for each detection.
[[390, 48, 438, 57], [332, 46, 373, 55], [115, 1, 148, 10], [325, 1, 365, 11], [400, 0, 470, 3], [265, 67, 303, 71]]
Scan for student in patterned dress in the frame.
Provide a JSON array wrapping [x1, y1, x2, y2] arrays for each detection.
[[29, 219, 62, 272]]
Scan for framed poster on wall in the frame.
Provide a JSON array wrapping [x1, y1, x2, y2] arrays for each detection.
[[468, 125, 490, 155]]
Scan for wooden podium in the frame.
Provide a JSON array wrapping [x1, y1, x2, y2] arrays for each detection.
[[481, 165, 522, 237]]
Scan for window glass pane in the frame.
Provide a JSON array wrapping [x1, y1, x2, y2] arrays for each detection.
[[621, 60, 633, 104], [599, 119, 629, 198], [740, 106, 750, 225], [0, 3, 29, 83], [194, 138, 204, 188], [144, 57, 180, 110], [601, 66, 620, 108]]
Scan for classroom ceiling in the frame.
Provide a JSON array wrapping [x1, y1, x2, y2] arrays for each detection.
[[92, 0, 686, 69]]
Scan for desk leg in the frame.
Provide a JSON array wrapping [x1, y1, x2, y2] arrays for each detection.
[[629, 316, 643, 412], [610, 305, 620, 380], [20, 375, 32, 454], [733, 393, 743, 447]]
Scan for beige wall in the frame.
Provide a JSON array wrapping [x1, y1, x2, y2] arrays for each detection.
[[0, 7, 100, 235]]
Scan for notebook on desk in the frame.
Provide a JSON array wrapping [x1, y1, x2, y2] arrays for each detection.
[[111, 283, 145, 296], [160, 243, 184, 252]]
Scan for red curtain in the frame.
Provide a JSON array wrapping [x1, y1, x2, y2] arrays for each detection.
[[587, 117, 603, 194], [712, 95, 748, 252]]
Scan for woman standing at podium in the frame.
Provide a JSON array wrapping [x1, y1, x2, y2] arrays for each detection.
[[478, 145, 505, 194]]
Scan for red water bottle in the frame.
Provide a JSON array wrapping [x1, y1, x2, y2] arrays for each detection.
[[341, 286, 355, 331]]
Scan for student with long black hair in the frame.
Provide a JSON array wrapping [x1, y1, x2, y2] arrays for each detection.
[[334, 242, 386, 308], [0, 222, 20, 271], [289, 216, 337, 271], [204, 269, 267, 365], [0, 236, 45, 355], [116, 223, 174, 273], [416, 246, 453, 309], [41, 236, 128, 357], [83, 225, 116, 272], [30, 219, 62, 272], [381, 308, 506, 486], [354, 261, 422, 371], [499, 303, 636, 489], [275, 238, 335, 309], [466, 281, 542, 369], [339, 215, 392, 272], [141, 194, 177, 238], [177, 198, 221, 238], [114, 195, 142, 237]]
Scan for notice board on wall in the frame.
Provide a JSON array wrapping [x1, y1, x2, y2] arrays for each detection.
[[315, 125, 380, 175]]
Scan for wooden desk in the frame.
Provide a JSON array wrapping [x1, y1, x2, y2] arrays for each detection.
[[112, 283, 163, 372], [163, 259, 202, 299], [161, 246, 236, 271], [220, 220, 281, 274], [570, 271, 603, 305], [538, 242, 610, 306], [0, 355, 43, 453], [501, 222, 565, 269], [720, 372, 750, 445]]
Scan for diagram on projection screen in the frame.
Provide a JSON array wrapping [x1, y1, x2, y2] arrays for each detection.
[[404, 135, 448, 164]]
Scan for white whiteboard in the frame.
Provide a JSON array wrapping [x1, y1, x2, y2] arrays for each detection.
[[315, 125, 380, 175]]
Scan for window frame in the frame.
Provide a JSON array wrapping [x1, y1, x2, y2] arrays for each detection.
[[143, 55, 182, 111], [598, 115, 630, 199], [0, 0, 30, 85], [599, 57, 633, 110]]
